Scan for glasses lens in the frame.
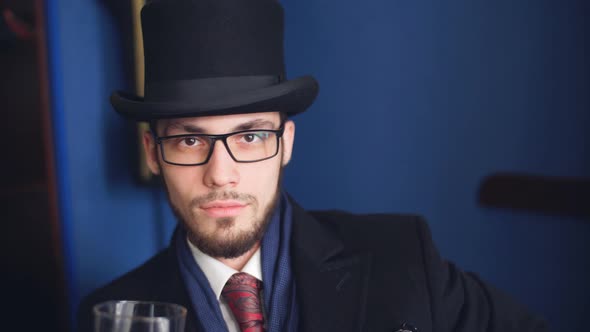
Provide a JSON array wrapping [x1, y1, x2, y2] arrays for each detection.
[[161, 136, 212, 165], [227, 131, 279, 162]]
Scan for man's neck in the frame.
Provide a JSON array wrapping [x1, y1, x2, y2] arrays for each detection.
[[216, 242, 261, 271]]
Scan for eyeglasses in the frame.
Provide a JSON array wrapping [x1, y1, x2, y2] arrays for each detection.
[[154, 126, 285, 166]]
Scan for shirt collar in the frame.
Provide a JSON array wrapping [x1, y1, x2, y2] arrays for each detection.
[[186, 237, 263, 300]]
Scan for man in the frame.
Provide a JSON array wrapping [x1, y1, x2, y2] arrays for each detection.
[[78, 0, 549, 331]]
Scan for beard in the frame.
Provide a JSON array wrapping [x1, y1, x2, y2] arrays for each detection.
[[171, 188, 280, 259], [162, 165, 283, 259]]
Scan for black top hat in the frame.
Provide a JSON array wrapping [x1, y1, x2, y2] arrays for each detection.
[[111, 0, 319, 121]]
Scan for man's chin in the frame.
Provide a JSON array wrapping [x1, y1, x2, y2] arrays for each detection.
[[170, 186, 282, 259], [213, 217, 235, 230], [187, 228, 262, 259]]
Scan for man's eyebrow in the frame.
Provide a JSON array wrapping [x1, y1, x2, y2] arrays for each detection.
[[162, 118, 278, 135], [163, 122, 205, 135], [232, 119, 278, 131]]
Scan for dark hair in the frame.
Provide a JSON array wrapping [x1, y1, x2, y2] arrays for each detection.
[[279, 111, 288, 124], [148, 120, 158, 136], [148, 111, 288, 136]]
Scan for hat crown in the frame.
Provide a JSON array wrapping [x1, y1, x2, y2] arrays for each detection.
[[111, 0, 318, 120], [141, 0, 285, 82]]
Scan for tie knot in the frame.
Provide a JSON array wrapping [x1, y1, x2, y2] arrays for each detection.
[[221, 273, 265, 332], [224, 272, 263, 291]]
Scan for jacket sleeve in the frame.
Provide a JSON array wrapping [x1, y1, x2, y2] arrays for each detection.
[[415, 217, 549, 332]]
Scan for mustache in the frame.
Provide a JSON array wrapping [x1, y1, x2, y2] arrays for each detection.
[[189, 191, 257, 208]]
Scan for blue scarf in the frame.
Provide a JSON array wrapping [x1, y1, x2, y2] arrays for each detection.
[[175, 191, 299, 332]]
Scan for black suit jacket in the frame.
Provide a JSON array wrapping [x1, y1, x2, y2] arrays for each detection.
[[78, 201, 549, 332]]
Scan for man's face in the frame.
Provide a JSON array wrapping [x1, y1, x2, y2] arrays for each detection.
[[143, 112, 295, 259]]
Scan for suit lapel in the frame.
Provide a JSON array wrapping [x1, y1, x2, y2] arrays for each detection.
[[290, 200, 371, 332]]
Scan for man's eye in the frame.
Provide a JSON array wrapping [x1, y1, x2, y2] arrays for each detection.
[[180, 137, 200, 146], [240, 132, 270, 143], [243, 134, 258, 143]]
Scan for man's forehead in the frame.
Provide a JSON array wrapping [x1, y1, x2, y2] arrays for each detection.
[[158, 112, 281, 134]]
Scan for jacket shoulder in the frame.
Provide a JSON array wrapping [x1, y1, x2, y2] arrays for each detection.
[[309, 209, 425, 239], [310, 209, 422, 227], [86, 248, 173, 300], [308, 210, 428, 258], [308, 209, 549, 332]]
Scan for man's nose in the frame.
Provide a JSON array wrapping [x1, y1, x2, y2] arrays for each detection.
[[202, 140, 240, 188]]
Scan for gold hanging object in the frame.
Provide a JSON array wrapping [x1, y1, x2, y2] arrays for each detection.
[[131, 0, 153, 183]]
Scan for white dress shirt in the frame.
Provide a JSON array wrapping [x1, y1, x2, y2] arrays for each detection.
[[186, 238, 263, 332]]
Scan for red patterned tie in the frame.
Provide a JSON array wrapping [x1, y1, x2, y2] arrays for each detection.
[[221, 272, 266, 332]]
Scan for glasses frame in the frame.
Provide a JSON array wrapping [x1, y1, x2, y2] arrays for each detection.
[[154, 126, 285, 166]]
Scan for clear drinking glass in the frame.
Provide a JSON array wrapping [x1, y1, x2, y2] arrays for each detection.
[[93, 301, 187, 332]]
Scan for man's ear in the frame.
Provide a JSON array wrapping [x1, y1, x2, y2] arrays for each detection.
[[142, 131, 161, 175], [281, 120, 295, 166]]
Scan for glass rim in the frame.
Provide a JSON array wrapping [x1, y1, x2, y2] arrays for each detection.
[[93, 300, 187, 321]]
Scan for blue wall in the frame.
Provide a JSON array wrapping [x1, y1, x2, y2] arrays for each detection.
[[48, 0, 589, 330], [281, 0, 590, 329], [46, 0, 178, 323]]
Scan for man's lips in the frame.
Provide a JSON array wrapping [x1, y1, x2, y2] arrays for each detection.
[[199, 200, 247, 218]]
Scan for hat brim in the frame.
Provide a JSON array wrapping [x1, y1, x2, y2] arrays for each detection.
[[111, 75, 318, 121]]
